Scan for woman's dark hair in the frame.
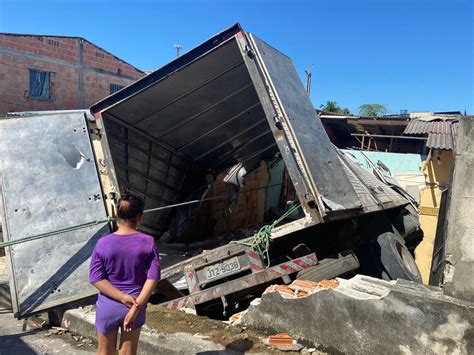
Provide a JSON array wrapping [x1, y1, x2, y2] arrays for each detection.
[[116, 194, 145, 221]]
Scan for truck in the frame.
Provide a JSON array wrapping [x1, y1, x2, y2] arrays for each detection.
[[0, 24, 422, 319]]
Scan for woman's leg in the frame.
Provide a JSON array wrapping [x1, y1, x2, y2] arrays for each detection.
[[97, 330, 118, 355], [118, 327, 142, 355]]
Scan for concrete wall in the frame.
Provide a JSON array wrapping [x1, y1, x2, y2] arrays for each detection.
[[242, 276, 474, 354], [441, 117, 474, 302], [0, 34, 144, 116]]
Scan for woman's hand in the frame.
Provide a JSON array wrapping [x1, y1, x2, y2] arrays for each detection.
[[93, 280, 138, 308], [121, 294, 138, 308], [123, 305, 140, 332]]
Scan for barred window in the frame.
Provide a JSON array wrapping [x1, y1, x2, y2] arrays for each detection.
[[29, 69, 52, 100], [110, 83, 124, 94]]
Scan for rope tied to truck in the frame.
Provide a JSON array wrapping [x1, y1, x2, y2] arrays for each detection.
[[231, 203, 301, 267], [0, 182, 295, 249]]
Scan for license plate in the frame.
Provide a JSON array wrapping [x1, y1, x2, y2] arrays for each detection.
[[205, 257, 241, 281]]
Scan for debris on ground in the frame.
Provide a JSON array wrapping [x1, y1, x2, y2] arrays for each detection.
[[146, 304, 269, 352], [228, 279, 340, 328], [264, 279, 340, 299], [262, 332, 304, 352]]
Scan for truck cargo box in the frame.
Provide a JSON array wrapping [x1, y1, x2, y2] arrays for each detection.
[[0, 24, 411, 318]]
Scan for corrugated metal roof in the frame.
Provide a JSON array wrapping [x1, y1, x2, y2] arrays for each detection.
[[426, 133, 454, 150], [404, 120, 457, 135], [404, 119, 459, 150], [404, 120, 430, 134]]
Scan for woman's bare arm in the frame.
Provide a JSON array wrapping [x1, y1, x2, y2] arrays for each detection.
[[136, 279, 158, 306], [93, 279, 137, 308], [123, 279, 158, 331]]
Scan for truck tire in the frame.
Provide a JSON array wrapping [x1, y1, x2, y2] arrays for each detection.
[[296, 251, 360, 282], [377, 232, 422, 282]]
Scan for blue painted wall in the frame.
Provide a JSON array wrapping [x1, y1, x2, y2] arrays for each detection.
[[342, 149, 426, 175]]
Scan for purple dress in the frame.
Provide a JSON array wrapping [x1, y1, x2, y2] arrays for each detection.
[[89, 232, 160, 333]]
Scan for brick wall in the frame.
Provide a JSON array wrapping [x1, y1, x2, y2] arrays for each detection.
[[211, 162, 270, 236], [175, 162, 271, 243], [0, 34, 145, 116]]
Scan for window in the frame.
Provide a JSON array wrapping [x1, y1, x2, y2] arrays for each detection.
[[29, 69, 52, 100], [47, 39, 60, 47], [110, 83, 124, 94]]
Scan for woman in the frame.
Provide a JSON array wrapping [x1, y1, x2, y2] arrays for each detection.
[[89, 194, 160, 355]]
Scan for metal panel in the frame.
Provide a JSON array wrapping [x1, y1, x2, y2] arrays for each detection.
[[336, 150, 408, 211], [246, 34, 361, 213], [0, 112, 110, 318]]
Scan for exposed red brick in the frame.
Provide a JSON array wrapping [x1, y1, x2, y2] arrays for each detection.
[[268, 333, 295, 347], [318, 279, 340, 289], [0, 34, 144, 116], [291, 279, 319, 293]]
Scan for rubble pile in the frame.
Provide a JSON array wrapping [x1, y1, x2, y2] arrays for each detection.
[[264, 279, 340, 299], [229, 278, 340, 326]]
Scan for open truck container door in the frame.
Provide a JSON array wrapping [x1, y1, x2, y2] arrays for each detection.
[[90, 24, 364, 235], [239, 33, 361, 216], [0, 111, 110, 318]]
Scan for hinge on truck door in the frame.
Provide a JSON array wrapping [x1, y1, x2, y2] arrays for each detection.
[[304, 193, 318, 210], [89, 128, 101, 138], [273, 115, 284, 130], [245, 45, 255, 58]]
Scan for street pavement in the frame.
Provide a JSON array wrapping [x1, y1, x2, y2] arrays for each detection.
[[0, 308, 96, 355]]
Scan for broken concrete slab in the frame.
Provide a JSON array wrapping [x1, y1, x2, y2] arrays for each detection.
[[62, 306, 236, 354], [241, 275, 474, 354]]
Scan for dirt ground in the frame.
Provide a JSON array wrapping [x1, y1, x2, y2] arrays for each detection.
[[146, 304, 300, 353]]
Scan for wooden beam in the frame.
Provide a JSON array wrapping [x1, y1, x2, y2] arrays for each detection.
[[347, 119, 409, 126], [351, 133, 427, 141]]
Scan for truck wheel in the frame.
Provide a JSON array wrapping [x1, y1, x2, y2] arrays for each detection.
[[296, 250, 360, 282], [377, 232, 422, 282]]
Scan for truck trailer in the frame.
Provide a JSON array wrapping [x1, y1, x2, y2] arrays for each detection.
[[0, 24, 422, 319]]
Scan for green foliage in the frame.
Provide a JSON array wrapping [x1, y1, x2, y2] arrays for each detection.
[[358, 104, 387, 117], [320, 101, 351, 115]]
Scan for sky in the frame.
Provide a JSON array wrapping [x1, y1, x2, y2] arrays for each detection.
[[0, 0, 472, 114]]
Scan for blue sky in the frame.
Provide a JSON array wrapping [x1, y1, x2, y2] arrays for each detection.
[[1, 0, 472, 114]]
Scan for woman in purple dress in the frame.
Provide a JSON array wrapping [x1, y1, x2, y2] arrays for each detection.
[[89, 194, 160, 355]]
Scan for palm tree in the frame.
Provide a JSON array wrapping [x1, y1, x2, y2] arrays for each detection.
[[320, 101, 340, 112], [358, 104, 387, 117], [320, 101, 351, 115]]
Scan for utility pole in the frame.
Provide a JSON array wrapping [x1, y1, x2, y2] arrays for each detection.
[[304, 67, 312, 96], [174, 44, 182, 58]]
